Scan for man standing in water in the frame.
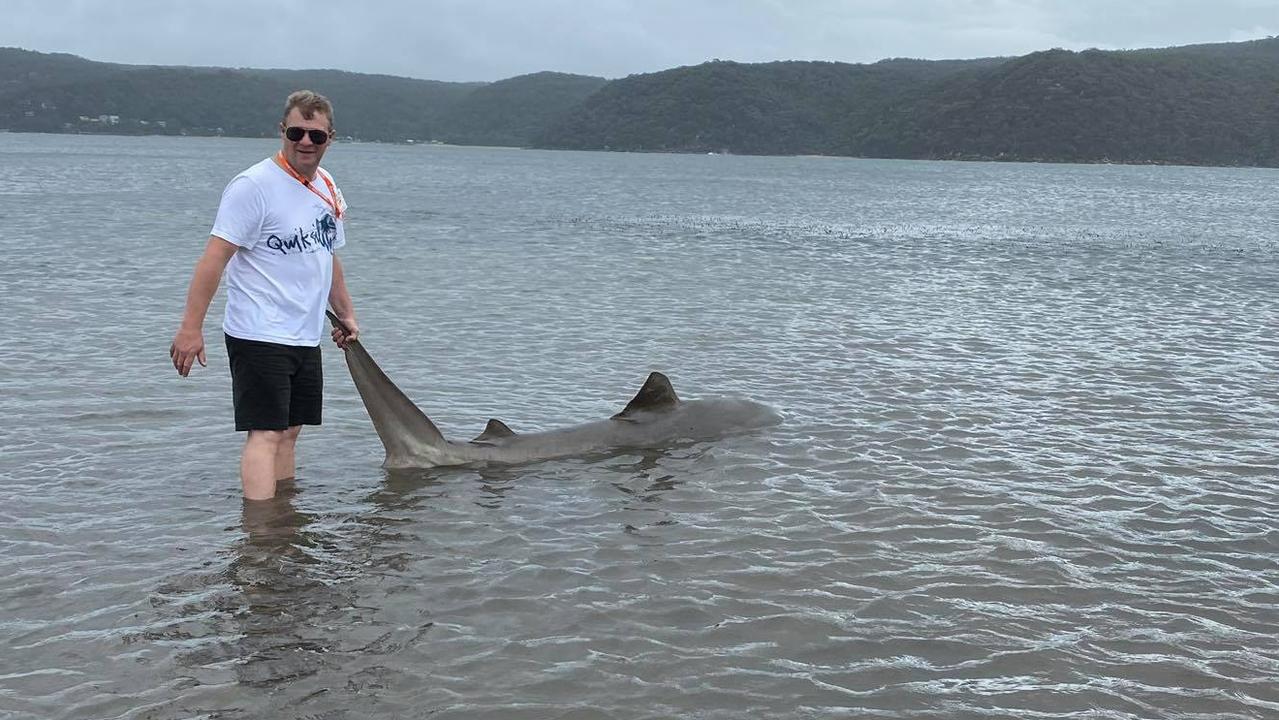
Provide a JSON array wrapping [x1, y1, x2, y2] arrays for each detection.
[[170, 90, 358, 501]]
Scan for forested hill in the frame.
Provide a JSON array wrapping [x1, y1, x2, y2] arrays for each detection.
[[4, 39, 1279, 166], [0, 48, 602, 145], [435, 72, 609, 146], [538, 37, 1279, 166], [536, 57, 1007, 156], [856, 40, 1279, 166]]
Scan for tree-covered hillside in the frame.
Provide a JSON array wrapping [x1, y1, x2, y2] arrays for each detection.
[[0, 48, 598, 145], [536, 38, 1279, 166], [436, 72, 609, 146], [4, 39, 1279, 166], [879, 42, 1279, 165], [536, 57, 1005, 155]]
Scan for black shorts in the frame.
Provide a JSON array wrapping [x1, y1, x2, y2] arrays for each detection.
[[225, 334, 323, 431]]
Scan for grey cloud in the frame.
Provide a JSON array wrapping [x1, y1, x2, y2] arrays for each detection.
[[1, 0, 1275, 82]]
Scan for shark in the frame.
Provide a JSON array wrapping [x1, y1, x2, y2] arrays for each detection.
[[326, 311, 780, 468]]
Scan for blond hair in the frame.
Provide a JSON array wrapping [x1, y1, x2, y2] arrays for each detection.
[[282, 90, 334, 128]]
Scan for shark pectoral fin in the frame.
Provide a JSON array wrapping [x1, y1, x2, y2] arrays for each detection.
[[471, 418, 517, 444], [612, 371, 680, 420]]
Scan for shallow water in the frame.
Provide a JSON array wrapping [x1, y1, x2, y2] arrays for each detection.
[[2, 134, 1277, 719]]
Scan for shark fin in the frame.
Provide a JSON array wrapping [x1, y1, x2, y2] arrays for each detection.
[[471, 418, 516, 444], [613, 372, 680, 420], [325, 310, 448, 459], [325, 309, 355, 336]]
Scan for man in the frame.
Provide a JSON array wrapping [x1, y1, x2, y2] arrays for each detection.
[[170, 90, 358, 501]]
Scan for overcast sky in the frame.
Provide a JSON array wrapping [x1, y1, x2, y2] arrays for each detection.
[[4, 1, 1277, 82]]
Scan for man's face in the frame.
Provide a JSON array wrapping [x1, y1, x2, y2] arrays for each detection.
[[280, 108, 332, 178]]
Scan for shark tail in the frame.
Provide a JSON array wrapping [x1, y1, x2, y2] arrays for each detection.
[[326, 310, 447, 460]]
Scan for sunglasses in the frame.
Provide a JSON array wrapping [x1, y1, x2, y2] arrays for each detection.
[[282, 125, 332, 144]]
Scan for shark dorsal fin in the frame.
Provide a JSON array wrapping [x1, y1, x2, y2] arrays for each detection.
[[471, 418, 516, 444], [613, 372, 680, 420]]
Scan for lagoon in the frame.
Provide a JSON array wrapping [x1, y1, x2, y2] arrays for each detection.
[[2, 134, 1277, 719]]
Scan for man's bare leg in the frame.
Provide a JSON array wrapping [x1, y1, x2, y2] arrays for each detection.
[[242, 430, 285, 500], [275, 425, 303, 482]]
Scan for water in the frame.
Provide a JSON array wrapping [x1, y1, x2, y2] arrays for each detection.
[[2, 134, 1277, 719]]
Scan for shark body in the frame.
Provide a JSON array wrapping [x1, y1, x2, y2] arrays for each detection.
[[328, 313, 779, 468]]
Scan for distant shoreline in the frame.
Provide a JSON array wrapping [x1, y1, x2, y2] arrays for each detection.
[[3, 128, 1270, 171]]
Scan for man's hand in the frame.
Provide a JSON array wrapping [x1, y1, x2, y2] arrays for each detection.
[[331, 316, 359, 350], [170, 327, 207, 377], [170, 236, 237, 378]]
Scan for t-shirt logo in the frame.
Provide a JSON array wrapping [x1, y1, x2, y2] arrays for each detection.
[[265, 212, 340, 255], [316, 213, 339, 249]]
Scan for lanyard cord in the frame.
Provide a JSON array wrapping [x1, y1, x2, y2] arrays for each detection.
[[273, 152, 342, 219]]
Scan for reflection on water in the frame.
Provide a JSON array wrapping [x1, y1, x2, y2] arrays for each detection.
[[230, 488, 343, 688], [604, 448, 685, 507], [366, 467, 452, 513], [150, 480, 445, 715]]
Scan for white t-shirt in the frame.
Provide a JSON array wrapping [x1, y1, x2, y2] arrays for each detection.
[[211, 157, 347, 346]]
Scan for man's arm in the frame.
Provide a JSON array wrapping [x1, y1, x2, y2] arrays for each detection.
[[170, 236, 239, 376], [328, 255, 359, 349]]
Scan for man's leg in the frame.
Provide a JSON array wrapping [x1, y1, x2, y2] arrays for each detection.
[[274, 425, 303, 482], [242, 429, 286, 500], [228, 335, 310, 501], [280, 344, 322, 486]]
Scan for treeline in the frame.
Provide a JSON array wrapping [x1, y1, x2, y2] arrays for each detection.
[[537, 39, 1279, 166], [3, 39, 1279, 166], [0, 48, 602, 144]]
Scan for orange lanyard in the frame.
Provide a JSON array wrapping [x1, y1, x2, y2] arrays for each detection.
[[273, 152, 342, 219]]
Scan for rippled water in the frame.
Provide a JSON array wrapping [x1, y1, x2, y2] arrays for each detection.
[[2, 134, 1278, 719]]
